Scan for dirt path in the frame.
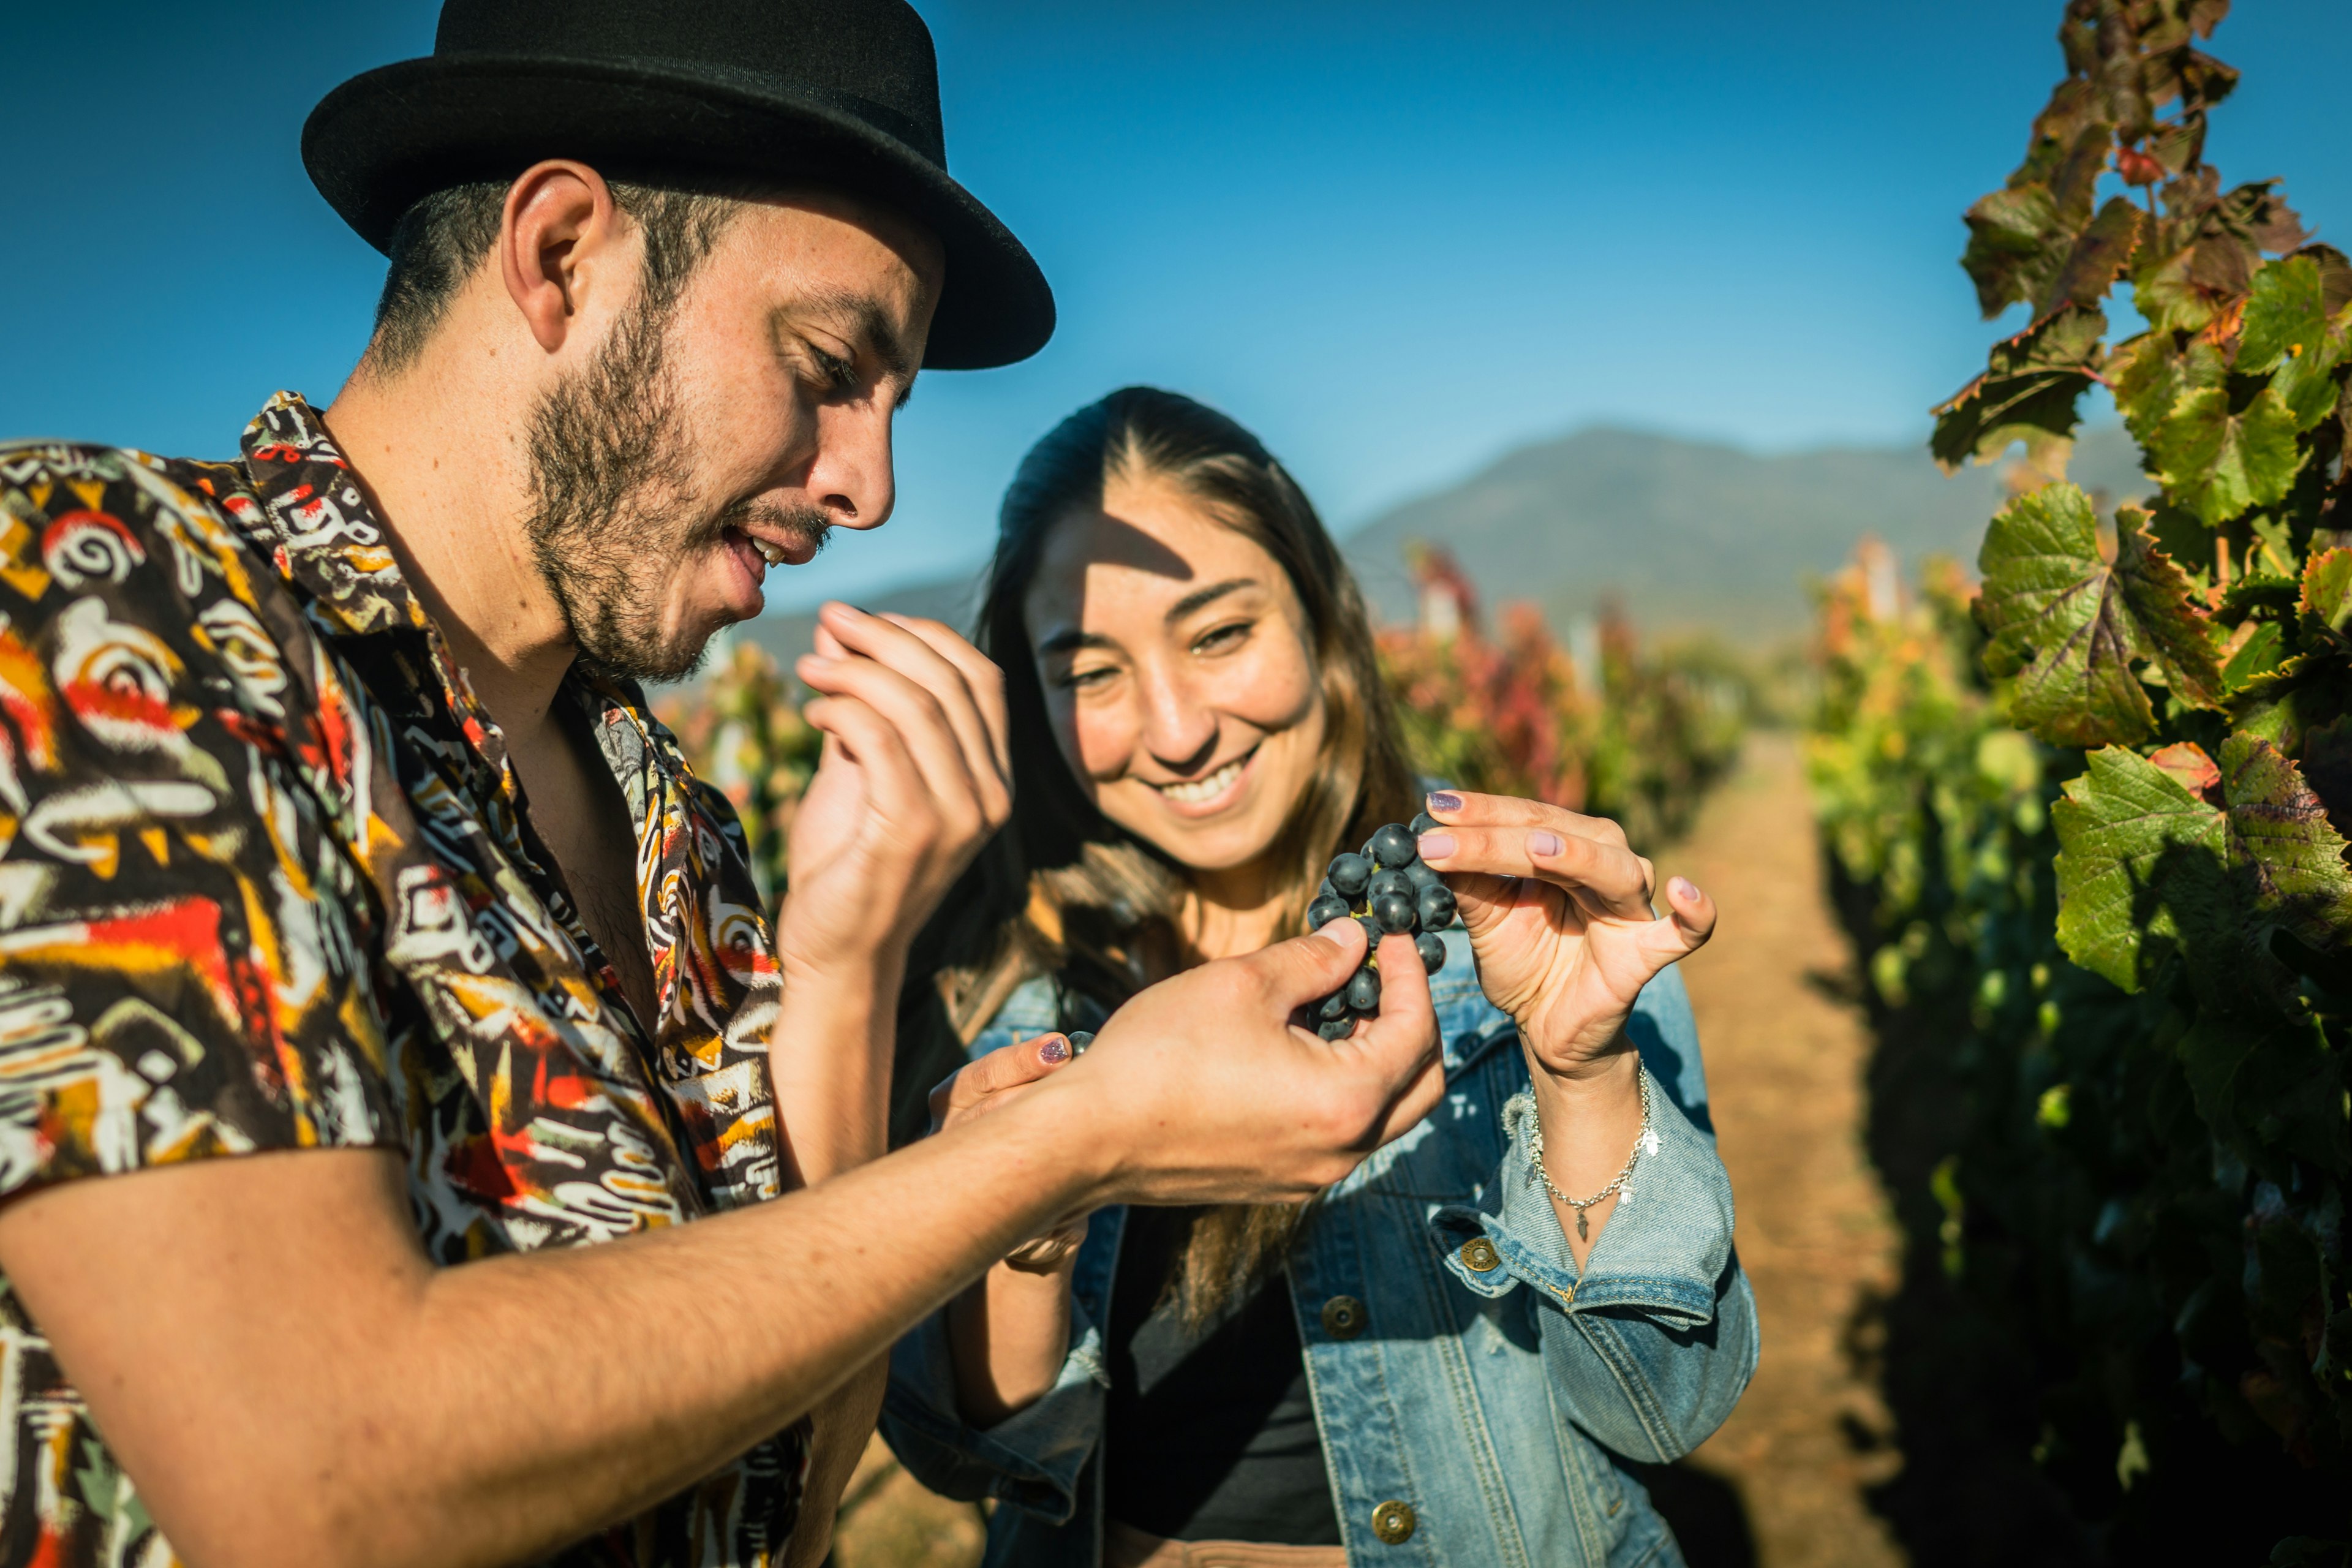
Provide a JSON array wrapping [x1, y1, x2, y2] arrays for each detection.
[[1660, 733, 1906, 1568], [833, 732, 1909, 1567]]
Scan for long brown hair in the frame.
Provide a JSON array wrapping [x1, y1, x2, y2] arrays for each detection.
[[896, 388, 1417, 1321]]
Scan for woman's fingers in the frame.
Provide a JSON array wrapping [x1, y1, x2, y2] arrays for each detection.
[[1418, 823, 1654, 921], [927, 1031, 1077, 1131], [1423, 789, 1630, 850], [1656, 874, 1718, 955]]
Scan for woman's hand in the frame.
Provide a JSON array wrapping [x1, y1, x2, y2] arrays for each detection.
[[931, 1033, 1089, 1265], [1415, 791, 1715, 1078]]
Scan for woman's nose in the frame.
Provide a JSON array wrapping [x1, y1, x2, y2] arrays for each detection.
[[1137, 666, 1218, 771]]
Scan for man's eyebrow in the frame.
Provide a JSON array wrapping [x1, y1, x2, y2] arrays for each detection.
[[1166, 578, 1256, 622], [775, 287, 920, 405]]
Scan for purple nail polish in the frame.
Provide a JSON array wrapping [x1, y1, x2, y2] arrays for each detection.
[[1529, 830, 1564, 857], [1418, 832, 1457, 861], [1426, 791, 1462, 813], [1038, 1035, 1070, 1065], [1669, 876, 1698, 901]]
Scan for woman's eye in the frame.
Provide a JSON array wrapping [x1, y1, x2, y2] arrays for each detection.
[[1193, 620, 1252, 654], [1058, 665, 1116, 690]]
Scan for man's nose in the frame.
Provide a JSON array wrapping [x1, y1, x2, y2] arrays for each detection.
[[805, 402, 896, 532]]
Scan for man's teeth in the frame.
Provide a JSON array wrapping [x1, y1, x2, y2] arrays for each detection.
[[747, 535, 788, 566], [1159, 756, 1246, 804]]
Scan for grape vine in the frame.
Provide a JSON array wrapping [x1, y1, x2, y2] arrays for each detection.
[[1814, 2, 2351, 1555]]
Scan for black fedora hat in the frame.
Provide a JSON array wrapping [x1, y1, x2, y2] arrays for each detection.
[[304, 0, 1052, 369]]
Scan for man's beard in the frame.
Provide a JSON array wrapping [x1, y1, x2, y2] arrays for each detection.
[[522, 292, 831, 684]]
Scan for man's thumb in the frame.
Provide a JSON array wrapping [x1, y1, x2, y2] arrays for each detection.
[[1248, 918, 1369, 1008]]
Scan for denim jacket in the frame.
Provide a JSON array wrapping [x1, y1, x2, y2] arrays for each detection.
[[883, 930, 1757, 1567]]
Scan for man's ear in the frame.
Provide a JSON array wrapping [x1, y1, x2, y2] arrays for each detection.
[[499, 160, 625, 355]]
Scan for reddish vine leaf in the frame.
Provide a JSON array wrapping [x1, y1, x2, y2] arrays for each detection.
[[2300, 546, 2352, 654], [1931, 307, 2106, 474], [2150, 740, 2223, 801], [1978, 486, 2224, 745], [2045, 198, 2147, 313]]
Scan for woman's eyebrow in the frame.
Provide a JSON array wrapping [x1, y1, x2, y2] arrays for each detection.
[[1166, 577, 1257, 622], [1037, 627, 1117, 656]]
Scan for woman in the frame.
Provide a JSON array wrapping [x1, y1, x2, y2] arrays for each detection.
[[882, 389, 1755, 1568]]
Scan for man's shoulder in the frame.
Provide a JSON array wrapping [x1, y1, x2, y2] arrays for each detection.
[[0, 437, 274, 608]]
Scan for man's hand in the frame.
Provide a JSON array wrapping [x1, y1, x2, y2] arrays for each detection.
[[782, 603, 1011, 978], [1049, 918, 1447, 1205], [769, 605, 1011, 1185], [1415, 791, 1715, 1079]]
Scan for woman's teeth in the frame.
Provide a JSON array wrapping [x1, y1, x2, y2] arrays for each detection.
[[1159, 755, 1246, 804]]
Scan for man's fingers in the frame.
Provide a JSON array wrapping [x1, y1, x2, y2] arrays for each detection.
[[1370, 1051, 1448, 1148], [1418, 824, 1653, 919], [797, 654, 984, 836], [800, 695, 929, 826], [818, 605, 1009, 823], [877, 613, 1012, 783], [1243, 918, 1369, 1011]]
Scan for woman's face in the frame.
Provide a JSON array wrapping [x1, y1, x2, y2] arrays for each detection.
[[1025, 473, 1328, 876]]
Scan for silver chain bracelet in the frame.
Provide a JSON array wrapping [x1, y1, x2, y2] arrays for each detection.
[[1525, 1064, 1659, 1242]]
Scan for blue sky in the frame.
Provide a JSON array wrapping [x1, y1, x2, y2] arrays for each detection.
[[3, 2, 2345, 607]]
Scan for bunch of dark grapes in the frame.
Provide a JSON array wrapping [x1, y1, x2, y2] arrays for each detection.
[[1305, 814, 1455, 1039]]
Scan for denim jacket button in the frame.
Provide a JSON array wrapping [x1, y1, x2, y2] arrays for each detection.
[[1370, 1499, 1417, 1544], [1321, 1295, 1366, 1340], [1460, 1236, 1501, 1273]]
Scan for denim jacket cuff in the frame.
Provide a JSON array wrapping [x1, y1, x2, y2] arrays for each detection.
[[880, 1292, 1110, 1521], [1427, 1069, 1734, 1327]]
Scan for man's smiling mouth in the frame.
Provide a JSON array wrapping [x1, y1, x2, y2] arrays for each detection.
[[1153, 746, 1257, 805]]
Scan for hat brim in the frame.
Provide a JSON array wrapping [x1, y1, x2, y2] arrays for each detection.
[[303, 55, 1054, 370]]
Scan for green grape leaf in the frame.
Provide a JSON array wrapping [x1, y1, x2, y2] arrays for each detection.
[[2111, 333, 2225, 450], [2147, 383, 2304, 524], [1931, 307, 2106, 474], [1978, 486, 2224, 745], [2052, 736, 2352, 996], [2052, 745, 2228, 990], [2237, 253, 2352, 428], [2218, 731, 2352, 954], [1961, 124, 2113, 317], [2300, 547, 2352, 654], [2221, 619, 2285, 691]]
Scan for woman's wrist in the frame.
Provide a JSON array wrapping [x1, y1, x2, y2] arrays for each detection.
[[1519, 1036, 1643, 1194]]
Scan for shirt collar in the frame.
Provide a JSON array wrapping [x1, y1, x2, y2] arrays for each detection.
[[235, 390, 435, 641]]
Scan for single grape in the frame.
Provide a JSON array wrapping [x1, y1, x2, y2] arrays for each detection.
[[1068, 1030, 1095, 1056], [1366, 867, 1412, 903], [1372, 892, 1416, 933], [1317, 1016, 1355, 1041], [1417, 883, 1457, 929], [1327, 853, 1372, 897], [1307, 894, 1349, 929], [1317, 878, 1341, 903], [1355, 911, 1384, 946], [1346, 966, 1381, 1011], [1409, 810, 1440, 837], [1415, 931, 1447, 974], [1403, 860, 1442, 891], [1318, 990, 1352, 1021], [1369, 823, 1419, 867]]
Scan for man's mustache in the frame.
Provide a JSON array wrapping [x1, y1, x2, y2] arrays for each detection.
[[710, 497, 832, 560]]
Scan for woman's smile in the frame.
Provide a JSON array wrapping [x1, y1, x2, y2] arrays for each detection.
[[1148, 744, 1260, 814]]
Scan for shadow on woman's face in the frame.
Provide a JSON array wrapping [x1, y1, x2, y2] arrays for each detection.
[[1022, 474, 1328, 889]]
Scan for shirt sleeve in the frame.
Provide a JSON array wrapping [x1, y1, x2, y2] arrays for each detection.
[[0, 443, 401, 1200]]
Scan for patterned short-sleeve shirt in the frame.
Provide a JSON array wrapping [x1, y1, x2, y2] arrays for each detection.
[[0, 393, 801, 1566]]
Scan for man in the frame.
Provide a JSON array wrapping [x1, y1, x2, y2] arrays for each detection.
[[0, 3, 1445, 1566]]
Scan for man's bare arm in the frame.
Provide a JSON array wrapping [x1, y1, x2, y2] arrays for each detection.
[[0, 919, 1441, 1568]]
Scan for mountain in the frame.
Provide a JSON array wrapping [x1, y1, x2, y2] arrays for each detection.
[[1341, 422, 2146, 644], [722, 423, 2150, 668]]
